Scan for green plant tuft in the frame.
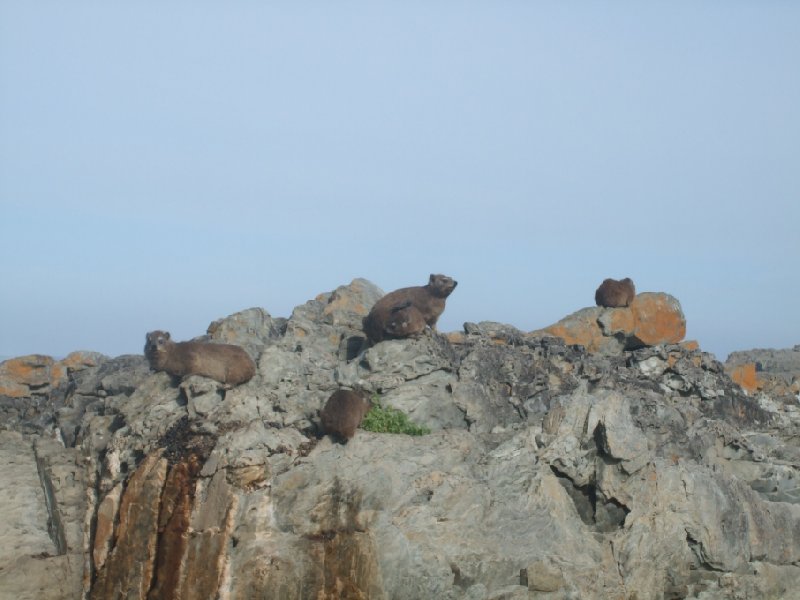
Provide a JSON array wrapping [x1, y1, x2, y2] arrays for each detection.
[[361, 395, 430, 436]]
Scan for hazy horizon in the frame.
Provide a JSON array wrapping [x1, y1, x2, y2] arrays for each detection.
[[2, 2, 798, 363], [0, 278, 798, 364]]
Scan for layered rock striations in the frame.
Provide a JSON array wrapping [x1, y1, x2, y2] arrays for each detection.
[[1, 279, 799, 599]]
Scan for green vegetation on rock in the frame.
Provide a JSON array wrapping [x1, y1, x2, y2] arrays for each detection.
[[361, 396, 430, 436]]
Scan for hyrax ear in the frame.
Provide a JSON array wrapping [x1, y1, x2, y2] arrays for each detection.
[[429, 273, 436, 282], [165, 332, 171, 340]]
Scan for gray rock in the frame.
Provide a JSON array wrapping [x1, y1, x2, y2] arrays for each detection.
[[463, 321, 526, 344], [2, 280, 800, 599], [205, 306, 286, 358], [726, 345, 800, 380], [0, 431, 85, 600], [380, 370, 464, 431]]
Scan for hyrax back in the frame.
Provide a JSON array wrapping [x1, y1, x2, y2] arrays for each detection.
[[595, 277, 636, 308], [144, 330, 256, 385], [363, 273, 458, 343], [320, 389, 372, 442]]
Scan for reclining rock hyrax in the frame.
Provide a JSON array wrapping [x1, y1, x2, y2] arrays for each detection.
[[144, 330, 256, 385], [363, 273, 458, 343], [595, 277, 636, 308], [320, 389, 372, 442], [383, 301, 428, 339]]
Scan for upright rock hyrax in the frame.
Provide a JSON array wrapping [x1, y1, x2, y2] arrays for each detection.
[[320, 389, 372, 442], [595, 277, 636, 308], [363, 273, 458, 343], [144, 330, 256, 385]]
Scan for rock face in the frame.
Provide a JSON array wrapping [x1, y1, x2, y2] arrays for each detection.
[[1, 279, 800, 599], [0, 351, 105, 399], [726, 346, 800, 401], [533, 292, 687, 354]]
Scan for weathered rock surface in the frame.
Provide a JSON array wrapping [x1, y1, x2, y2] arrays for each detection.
[[533, 292, 687, 355], [727, 345, 800, 377], [0, 351, 106, 399], [725, 345, 800, 401], [205, 306, 287, 359], [1, 279, 799, 600]]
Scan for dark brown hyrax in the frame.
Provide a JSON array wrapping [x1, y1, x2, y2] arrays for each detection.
[[144, 330, 256, 385], [594, 277, 636, 308], [320, 389, 372, 442], [363, 273, 458, 343]]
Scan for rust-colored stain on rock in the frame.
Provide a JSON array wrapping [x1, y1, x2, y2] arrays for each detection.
[[147, 459, 197, 600], [91, 453, 168, 600], [91, 425, 232, 600], [311, 531, 382, 600]]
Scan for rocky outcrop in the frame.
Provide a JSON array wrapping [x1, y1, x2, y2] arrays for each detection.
[[0, 351, 105, 399], [205, 307, 287, 359], [532, 292, 687, 355], [1, 279, 799, 599], [727, 345, 800, 377], [726, 345, 800, 401]]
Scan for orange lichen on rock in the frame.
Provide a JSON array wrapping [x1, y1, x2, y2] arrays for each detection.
[[532, 292, 686, 355], [0, 351, 103, 398], [538, 307, 608, 353], [323, 283, 371, 320], [602, 308, 636, 334], [629, 293, 686, 346], [0, 354, 56, 397], [59, 351, 104, 372], [727, 363, 760, 394]]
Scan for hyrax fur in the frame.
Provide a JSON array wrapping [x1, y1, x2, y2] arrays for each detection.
[[320, 389, 372, 442], [383, 301, 428, 339], [144, 330, 256, 385], [595, 277, 636, 308], [363, 274, 458, 344]]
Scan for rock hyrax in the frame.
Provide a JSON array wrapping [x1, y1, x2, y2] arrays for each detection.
[[144, 330, 256, 385], [595, 277, 636, 308], [320, 389, 372, 442], [383, 301, 428, 339], [363, 273, 458, 343]]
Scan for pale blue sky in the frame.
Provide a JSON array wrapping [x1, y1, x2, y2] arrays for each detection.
[[1, 2, 798, 361]]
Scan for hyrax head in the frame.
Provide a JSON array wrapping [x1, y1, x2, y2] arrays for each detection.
[[428, 273, 458, 297], [144, 330, 172, 357]]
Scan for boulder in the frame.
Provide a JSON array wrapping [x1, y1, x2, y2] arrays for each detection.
[[0, 354, 59, 398], [205, 306, 286, 358], [532, 292, 686, 354]]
